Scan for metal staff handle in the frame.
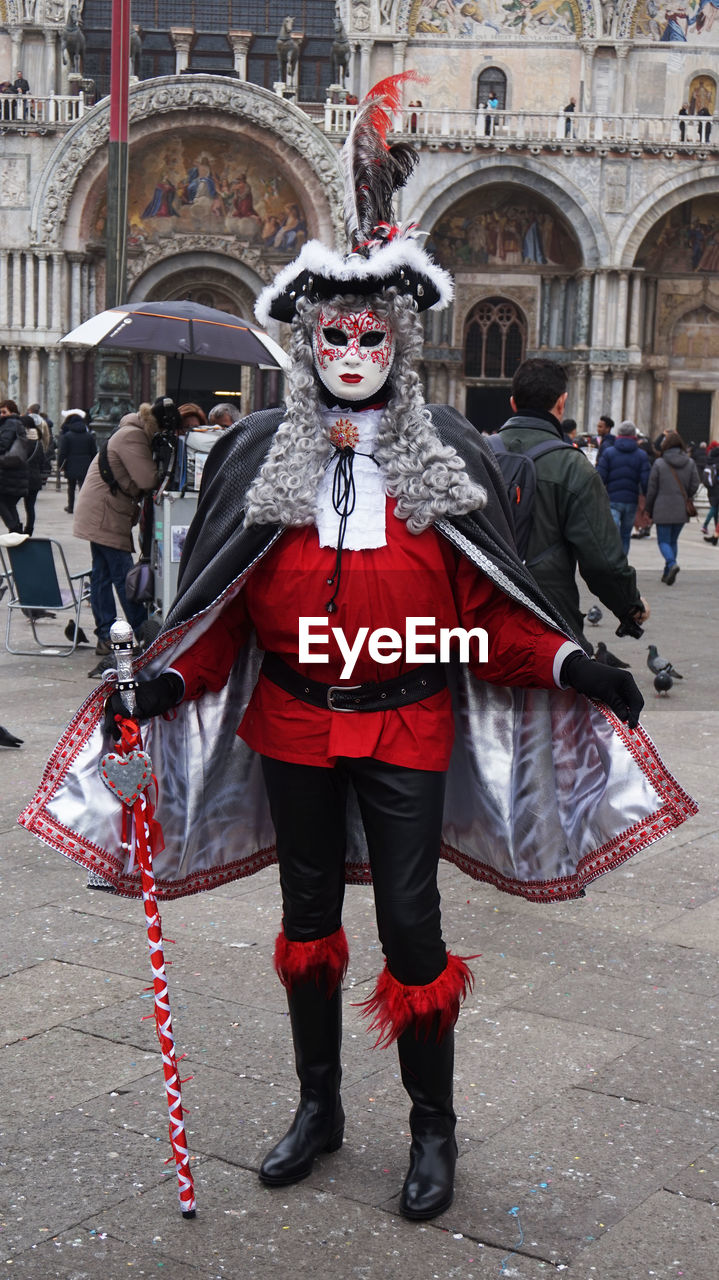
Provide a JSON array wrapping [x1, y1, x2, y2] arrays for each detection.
[[110, 619, 137, 716]]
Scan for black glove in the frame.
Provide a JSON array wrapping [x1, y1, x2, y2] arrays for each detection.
[[560, 651, 644, 729], [104, 672, 184, 740]]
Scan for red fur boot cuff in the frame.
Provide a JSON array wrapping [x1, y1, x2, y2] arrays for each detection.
[[274, 926, 349, 994], [357, 953, 475, 1047]]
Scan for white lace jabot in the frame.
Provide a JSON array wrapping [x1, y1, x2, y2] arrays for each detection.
[[315, 407, 388, 550]]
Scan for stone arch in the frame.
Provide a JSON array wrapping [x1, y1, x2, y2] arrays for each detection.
[[462, 293, 528, 379], [669, 304, 719, 364], [684, 71, 718, 115], [128, 251, 268, 318], [404, 157, 605, 268], [617, 167, 719, 266], [655, 296, 719, 358], [474, 62, 512, 111], [30, 75, 344, 250]]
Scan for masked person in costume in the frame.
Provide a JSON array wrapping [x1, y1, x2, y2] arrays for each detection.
[[22, 76, 695, 1221]]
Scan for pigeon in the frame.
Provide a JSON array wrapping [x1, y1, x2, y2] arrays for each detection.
[[64, 621, 90, 645], [0, 725, 23, 748], [653, 671, 673, 696], [586, 605, 603, 625], [647, 645, 683, 679], [595, 641, 630, 668]]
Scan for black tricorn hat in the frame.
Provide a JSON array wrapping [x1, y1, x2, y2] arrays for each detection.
[[255, 74, 453, 327]]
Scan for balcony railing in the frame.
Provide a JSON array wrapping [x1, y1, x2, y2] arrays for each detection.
[[0, 93, 85, 130], [323, 104, 717, 151]]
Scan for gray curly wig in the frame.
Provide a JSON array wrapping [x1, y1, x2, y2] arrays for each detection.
[[243, 289, 486, 533]]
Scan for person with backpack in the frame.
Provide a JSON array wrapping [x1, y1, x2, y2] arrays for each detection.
[[596, 420, 652, 554], [701, 444, 719, 543], [19, 413, 48, 536], [72, 401, 161, 666], [491, 359, 649, 652], [0, 412, 29, 534]]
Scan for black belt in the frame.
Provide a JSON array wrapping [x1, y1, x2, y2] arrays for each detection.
[[261, 652, 447, 712]]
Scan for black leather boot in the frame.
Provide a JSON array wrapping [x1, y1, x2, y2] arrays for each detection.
[[259, 980, 344, 1186], [397, 1022, 457, 1220]]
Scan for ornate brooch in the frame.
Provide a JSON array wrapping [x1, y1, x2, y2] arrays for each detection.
[[330, 418, 359, 450]]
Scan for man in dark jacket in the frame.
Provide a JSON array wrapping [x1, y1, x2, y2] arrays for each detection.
[[0, 414, 29, 534], [496, 360, 649, 651], [596, 413, 616, 458], [597, 420, 651, 553]]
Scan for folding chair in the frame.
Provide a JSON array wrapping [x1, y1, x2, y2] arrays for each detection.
[[0, 535, 92, 656]]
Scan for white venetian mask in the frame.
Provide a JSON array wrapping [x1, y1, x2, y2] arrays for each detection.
[[312, 305, 395, 403]]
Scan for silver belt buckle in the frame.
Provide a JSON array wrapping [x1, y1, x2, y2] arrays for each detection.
[[327, 683, 362, 711]]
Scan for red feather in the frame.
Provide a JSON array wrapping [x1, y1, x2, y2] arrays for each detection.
[[356, 952, 475, 1047], [361, 71, 426, 149], [274, 926, 349, 994]]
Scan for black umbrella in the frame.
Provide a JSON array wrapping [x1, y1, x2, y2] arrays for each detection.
[[60, 300, 288, 370]]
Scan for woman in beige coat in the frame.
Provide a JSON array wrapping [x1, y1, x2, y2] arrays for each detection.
[[73, 403, 159, 656]]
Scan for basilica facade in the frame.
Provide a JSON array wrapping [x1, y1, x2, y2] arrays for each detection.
[[1, 0, 718, 438]]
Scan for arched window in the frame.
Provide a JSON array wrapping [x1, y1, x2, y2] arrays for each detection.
[[477, 68, 507, 110], [464, 298, 526, 380]]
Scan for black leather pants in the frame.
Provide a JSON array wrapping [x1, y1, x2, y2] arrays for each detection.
[[261, 755, 448, 986]]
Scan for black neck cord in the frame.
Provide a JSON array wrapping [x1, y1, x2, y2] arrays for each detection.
[[325, 445, 356, 613]]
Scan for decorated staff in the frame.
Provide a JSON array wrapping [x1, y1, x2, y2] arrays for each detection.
[[22, 74, 695, 1222], [99, 620, 196, 1219]]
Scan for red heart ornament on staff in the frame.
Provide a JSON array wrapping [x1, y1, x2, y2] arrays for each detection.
[[99, 750, 153, 806]]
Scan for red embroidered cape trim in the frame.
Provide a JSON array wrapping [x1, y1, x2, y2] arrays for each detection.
[[18, 571, 697, 904]]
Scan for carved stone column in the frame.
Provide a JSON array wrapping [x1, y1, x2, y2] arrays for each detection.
[[539, 276, 553, 347], [610, 370, 625, 424], [615, 43, 630, 116], [624, 370, 638, 422], [578, 39, 595, 112], [7, 346, 21, 407], [592, 269, 609, 347], [10, 28, 24, 83], [615, 270, 629, 348], [551, 277, 568, 348], [27, 348, 41, 407], [68, 254, 83, 330], [24, 252, 35, 330], [51, 253, 64, 333], [574, 270, 592, 347], [358, 41, 373, 99], [628, 270, 643, 349], [228, 31, 253, 79], [573, 363, 588, 430], [43, 26, 57, 96], [0, 250, 8, 329], [588, 364, 609, 427], [37, 251, 48, 331], [12, 252, 23, 330], [170, 29, 194, 75], [392, 40, 407, 77], [47, 348, 60, 427], [652, 369, 668, 436]]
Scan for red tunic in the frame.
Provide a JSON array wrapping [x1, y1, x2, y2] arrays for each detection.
[[172, 503, 567, 770]]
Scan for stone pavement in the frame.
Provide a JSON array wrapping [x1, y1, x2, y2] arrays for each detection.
[[1, 483, 718, 1280]]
